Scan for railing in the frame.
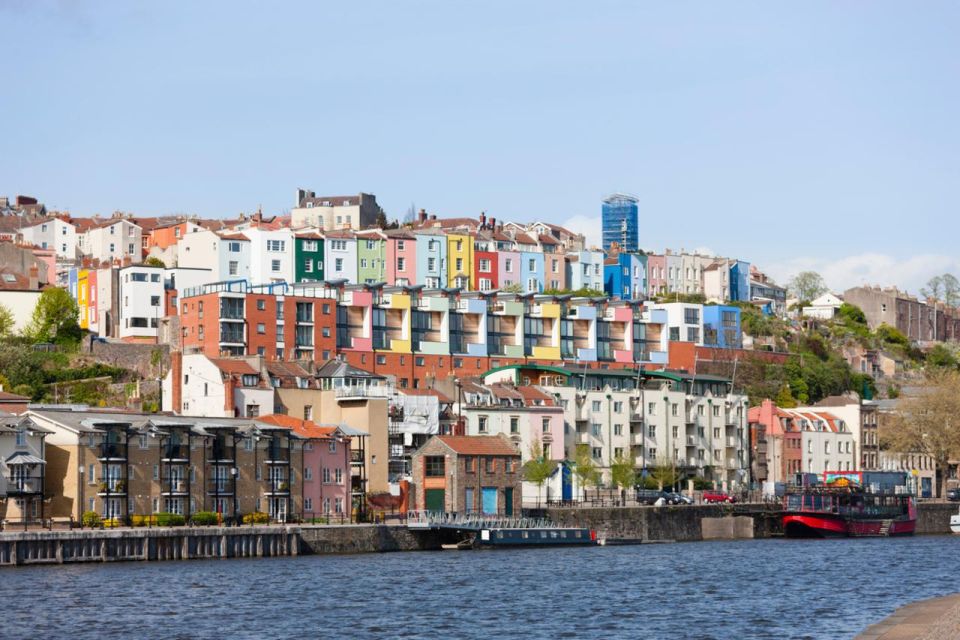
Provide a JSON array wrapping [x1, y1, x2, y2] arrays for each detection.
[[161, 445, 189, 460], [335, 385, 391, 398], [207, 479, 235, 495], [406, 510, 554, 531], [6, 477, 42, 494], [210, 446, 233, 462], [98, 443, 127, 460], [160, 478, 189, 493]]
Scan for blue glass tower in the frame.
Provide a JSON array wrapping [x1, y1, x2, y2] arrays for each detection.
[[601, 193, 639, 252]]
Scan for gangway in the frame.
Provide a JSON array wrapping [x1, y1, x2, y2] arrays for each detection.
[[406, 511, 553, 531]]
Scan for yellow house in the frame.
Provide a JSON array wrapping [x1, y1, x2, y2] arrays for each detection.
[[446, 233, 474, 289], [77, 269, 89, 330]]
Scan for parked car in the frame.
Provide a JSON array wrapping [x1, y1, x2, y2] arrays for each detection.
[[703, 491, 737, 504], [947, 488, 960, 502], [635, 489, 688, 505]]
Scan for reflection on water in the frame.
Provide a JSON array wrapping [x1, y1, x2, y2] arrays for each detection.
[[1, 536, 957, 640]]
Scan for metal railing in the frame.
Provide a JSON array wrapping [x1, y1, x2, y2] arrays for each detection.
[[406, 510, 554, 531]]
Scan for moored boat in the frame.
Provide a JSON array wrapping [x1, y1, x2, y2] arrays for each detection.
[[476, 527, 597, 547], [782, 471, 916, 538], [950, 509, 960, 535]]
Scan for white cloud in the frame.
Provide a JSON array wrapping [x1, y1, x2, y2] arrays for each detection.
[[765, 253, 960, 296], [560, 214, 602, 250]]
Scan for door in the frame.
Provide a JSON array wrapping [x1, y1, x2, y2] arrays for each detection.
[[481, 487, 498, 515], [464, 488, 475, 514], [425, 489, 445, 513], [562, 463, 573, 502], [504, 488, 514, 516]]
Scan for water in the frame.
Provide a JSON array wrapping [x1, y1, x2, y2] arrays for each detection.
[[2, 536, 957, 639]]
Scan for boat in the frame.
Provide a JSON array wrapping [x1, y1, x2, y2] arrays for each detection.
[[475, 527, 597, 547], [950, 509, 960, 534], [782, 471, 916, 538]]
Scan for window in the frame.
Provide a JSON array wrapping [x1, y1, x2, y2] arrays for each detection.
[[542, 417, 550, 433], [592, 447, 602, 459], [228, 261, 239, 276], [427, 257, 436, 272], [228, 242, 241, 252], [271, 259, 281, 272], [591, 423, 601, 436], [614, 424, 623, 436], [425, 456, 445, 477], [267, 239, 285, 252], [397, 257, 405, 271], [479, 259, 491, 272], [510, 417, 519, 434], [485, 457, 495, 473], [647, 402, 656, 415], [335, 258, 343, 272], [528, 259, 536, 272], [478, 416, 488, 433], [257, 323, 265, 334], [328, 440, 336, 453], [613, 401, 623, 413], [592, 400, 601, 412], [335, 468, 343, 484], [505, 258, 513, 273], [257, 299, 266, 311]]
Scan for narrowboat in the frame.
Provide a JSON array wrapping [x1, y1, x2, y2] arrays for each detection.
[[782, 471, 916, 538], [476, 527, 597, 547]]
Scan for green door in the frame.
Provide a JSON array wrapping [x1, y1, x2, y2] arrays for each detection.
[[425, 489, 445, 513], [504, 488, 514, 516]]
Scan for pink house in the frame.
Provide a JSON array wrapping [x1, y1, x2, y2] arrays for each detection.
[[646, 254, 666, 297], [259, 414, 353, 519], [385, 229, 417, 286]]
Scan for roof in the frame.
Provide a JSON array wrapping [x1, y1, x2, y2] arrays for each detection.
[[24, 408, 305, 437], [434, 435, 519, 456], [0, 391, 32, 403], [256, 414, 340, 440], [0, 268, 40, 291], [209, 359, 259, 376], [399, 388, 453, 403], [299, 195, 361, 208], [5, 452, 45, 465], [537, 234, 558, 245], [314, 359, 386, 380]]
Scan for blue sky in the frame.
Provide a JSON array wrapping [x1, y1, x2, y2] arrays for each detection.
[[2, 1, 959, 294]]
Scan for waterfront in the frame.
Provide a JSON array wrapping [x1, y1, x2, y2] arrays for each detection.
[[2, 536, 958, 639]]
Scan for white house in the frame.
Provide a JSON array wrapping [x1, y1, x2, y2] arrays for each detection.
[[21, 217, 77, 261], [802, 293, 844, 320], [81, 217, 143, 264], [118, 265, 164, 341], [785, 407, 856, 474], [163, 354, 274, 418], [651, 302, 704, 345], [322, 231, 358, 283], [178, 229, 252, 283], [245, 226, 295, 286], [566, 250, 606, 292]]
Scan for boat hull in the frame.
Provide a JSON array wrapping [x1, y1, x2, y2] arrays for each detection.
[[783, 513, 915, 538], [477, 527, 597, 547], [950, 515, 960, 534]]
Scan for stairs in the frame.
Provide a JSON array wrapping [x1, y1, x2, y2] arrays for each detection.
[[878, 519, 892, 536]]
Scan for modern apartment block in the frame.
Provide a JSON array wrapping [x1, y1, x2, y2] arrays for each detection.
[[0, 415, 52, 525], [601, 193, 639, 253], [482, 364, 751, 493]]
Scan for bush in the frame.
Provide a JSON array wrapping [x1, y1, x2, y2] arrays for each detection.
[[154, 512, 186, 527], [242, 511, 270, 525], [82, 511, 101, 527], [102, 517, 124, 528], [191, 511, 218, 526], [131, 514, 146, 527]]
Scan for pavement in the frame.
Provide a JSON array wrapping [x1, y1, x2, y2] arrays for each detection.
[[856, 594, 960, 640]]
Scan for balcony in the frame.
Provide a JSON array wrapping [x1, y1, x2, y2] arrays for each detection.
[[97, 480, 127, 496], [206, 479, 235, 496], [686, 435, 696, 446], [577, 433, 591, 444], [725, 436, 738, 448], [97, 443, 127, 461], [726, 459, 740, 470], [263, 481, 290, 496], [160, 478, 190, 495], [350, 450, 365, 467], [210, 446, 233, 463], [6, 477, 42, 495], [335, 385, 391, 399], [264, 449, 290, 465], [161, 444, 190, 462]]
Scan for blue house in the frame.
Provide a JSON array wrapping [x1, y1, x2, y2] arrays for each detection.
[[729, 260, 751, 302], [520, 251, 544, 293], [603, 254, 647, 300], [702, 305, 742, 349]]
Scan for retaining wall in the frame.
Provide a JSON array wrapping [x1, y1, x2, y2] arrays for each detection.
[[298, 524, 441, 554]]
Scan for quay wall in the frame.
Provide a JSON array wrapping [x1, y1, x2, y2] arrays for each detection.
[[297, 524, 442, 554], [916, 502, 955, 535]]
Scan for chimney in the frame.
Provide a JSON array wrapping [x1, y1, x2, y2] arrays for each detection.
[[418, 209, 427, 223], [430, 214, 437, 221], [224, 374, 236, 415], [171, 351, 183, 413], [28, 266, 38, 290], [489, 217, 495, 230], [480, 212, 487, 228]]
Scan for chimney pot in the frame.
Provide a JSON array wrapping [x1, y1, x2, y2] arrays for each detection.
[[419, 209, 427, 223]]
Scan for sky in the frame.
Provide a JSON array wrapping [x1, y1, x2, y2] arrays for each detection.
[[2, 1, 959, 295]]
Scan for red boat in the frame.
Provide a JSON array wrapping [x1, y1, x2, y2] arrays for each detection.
[[782, 472, 916, 538]]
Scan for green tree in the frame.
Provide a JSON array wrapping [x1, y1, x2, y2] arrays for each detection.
[[0, 303, 15, 338], [775, 384, 798, 408], [542, 287, 606, 297], [500, 282, 524, 294], [943, 274, 960, 306], [27, 288, 81, 344], [788, 271, 827, 302], [572, 444, 599, 501], [876, 323, 909, 347], [926, 344, 958, 370], [648, 455, 678, 491], [921, 275, 945, 302], [374, 209, 388, 229], [144, 256, 166, 268], [522, 439, 557, 508], [609, 451, 636, 505], [883, 370, 960, 498]]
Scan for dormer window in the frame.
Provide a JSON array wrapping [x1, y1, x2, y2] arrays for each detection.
[[242, 374, 259, 387]]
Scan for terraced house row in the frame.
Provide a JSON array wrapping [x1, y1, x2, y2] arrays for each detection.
[[176, 280, 679, 383]]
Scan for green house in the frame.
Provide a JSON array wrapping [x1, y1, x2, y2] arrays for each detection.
[[295, 232, 324, 282]]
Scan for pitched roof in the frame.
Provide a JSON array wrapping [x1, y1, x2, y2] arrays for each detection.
[[256, 414, 339, 440], [314, 359, 385, 380], [399, 388, 453, 403], [435, 435, 519, 456], [209, 358, 259, 376]]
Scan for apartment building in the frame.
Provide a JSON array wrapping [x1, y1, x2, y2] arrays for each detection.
[[653, 302, 704, 345], [815, 394, 880, 470], [246, 226, 295, 286], [702, 305, 742, 349], [291, 191, 381, 231], [0, 415, 52, 525]]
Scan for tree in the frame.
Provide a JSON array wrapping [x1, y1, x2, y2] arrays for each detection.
[[926, 344, 959, 370], [144, 256, 166, 268], [374, 209, 388, 229], [943, 274, 960, 306], [0, 303, 15, 338], [522, 439, 557, 508], [788, 271, 827, 302], [500, 282, 524, 294], [648, 455, 679, 491], [775, 384, 798, 408], [921, 275, 945, 302], [572, 444, 599, 501], [27, 287, 81, 344], [543, 287, 606, 298], [609, 451, 636, 505], [882, 370, 960, 498]]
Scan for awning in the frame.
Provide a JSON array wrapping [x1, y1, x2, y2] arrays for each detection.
[[5, 452, 45, 465]]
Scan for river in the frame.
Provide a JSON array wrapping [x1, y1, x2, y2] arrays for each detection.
[[2, 536, 957, 639]]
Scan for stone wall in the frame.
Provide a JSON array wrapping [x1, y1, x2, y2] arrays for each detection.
[[545, 504, 783, 542], [83, 341, 169, 379], [916, 502, 956, 535], [298, 524, 441, 554]]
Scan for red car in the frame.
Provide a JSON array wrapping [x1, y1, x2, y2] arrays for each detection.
[[703, 491, 737, 504]]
